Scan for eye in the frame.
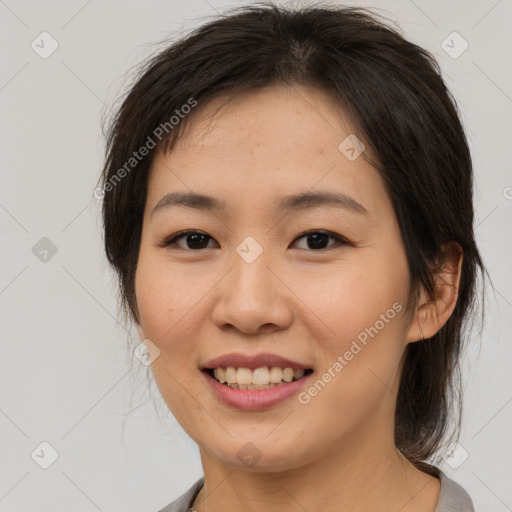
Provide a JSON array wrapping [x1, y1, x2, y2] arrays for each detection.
[[162, 230, 218, 250], [291, 230, 350, 251], [160, 229, 351, 251]]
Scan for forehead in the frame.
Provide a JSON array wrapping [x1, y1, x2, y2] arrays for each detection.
[[146, 85, 390, 221], [174, 85, 353, 156]]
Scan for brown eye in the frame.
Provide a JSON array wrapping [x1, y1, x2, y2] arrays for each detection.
[[292, 231, 350, 251], [163, 231, 218, 250], [161, 229, 350, 252]]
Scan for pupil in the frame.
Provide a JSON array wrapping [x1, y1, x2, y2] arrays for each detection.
[[185, 233, 329, 250], [308, 233, 328, 249], [188, 233, 208, 249]]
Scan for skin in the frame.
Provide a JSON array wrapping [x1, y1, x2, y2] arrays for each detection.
[[135, 85, 463, 512]]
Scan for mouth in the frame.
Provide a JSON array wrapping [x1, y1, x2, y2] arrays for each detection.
[[202, 366, 314, 390]]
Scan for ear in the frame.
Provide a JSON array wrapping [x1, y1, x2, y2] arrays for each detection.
[[406, 241, 463, 343]]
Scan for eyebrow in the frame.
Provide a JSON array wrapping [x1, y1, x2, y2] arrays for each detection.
[[151, 191, 369, 216]]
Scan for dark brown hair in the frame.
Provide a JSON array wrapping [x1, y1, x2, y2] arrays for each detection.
[[99, 3, 486, 474]]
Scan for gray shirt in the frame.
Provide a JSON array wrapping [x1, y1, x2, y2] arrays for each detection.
[[156, 471, 475, 511]]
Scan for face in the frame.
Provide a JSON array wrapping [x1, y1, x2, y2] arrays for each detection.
[[135, 85, 413, 471]]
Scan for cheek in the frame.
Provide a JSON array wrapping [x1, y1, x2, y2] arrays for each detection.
[[135, 248, 202, 342], [303, 246, 410, 396], [134, 261, 175, 338], [134, 251, 204, 415], [301, 254, 409, 346]]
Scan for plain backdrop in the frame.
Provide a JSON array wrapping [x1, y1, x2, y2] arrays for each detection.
[[0, 0, 511, 510]]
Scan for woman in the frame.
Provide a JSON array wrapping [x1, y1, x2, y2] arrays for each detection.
[[99, 4, 485, 511]]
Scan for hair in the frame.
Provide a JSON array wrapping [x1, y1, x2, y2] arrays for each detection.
[[99, 2, 487, 475]]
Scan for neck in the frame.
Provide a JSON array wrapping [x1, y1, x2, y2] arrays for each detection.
[[193, 433, 440, 512]]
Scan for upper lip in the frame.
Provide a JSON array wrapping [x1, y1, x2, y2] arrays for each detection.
[[202, 352, 312, 370]]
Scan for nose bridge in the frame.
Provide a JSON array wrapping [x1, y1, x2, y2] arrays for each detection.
[[212, 237, 292, 333], [230, 237, 276, 305]]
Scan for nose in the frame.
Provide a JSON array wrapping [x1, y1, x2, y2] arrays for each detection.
[[211, 248, 293, 335]]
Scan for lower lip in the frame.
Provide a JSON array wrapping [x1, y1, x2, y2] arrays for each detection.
[[202, 371, 313, 410]]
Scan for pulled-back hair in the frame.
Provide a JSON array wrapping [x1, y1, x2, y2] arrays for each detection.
[[100, 3, 486, 474]]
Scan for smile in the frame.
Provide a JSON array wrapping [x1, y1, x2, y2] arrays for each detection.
[[201, 366, 314, 410], [205, 366, 314, 390]]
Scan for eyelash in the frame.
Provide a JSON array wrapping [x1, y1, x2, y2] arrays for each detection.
[[160, 230, 352, 252]]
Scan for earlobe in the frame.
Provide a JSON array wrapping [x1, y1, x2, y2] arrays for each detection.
[[407, 241, 463, 343]]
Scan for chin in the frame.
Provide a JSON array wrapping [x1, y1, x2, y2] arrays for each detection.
[[198, 434, 316, 473]]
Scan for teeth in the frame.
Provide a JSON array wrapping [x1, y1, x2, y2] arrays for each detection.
[[236, 368, 253, 385], [294, 368, 305, 380], [210, 366, 309, 387], [214, 367, 226, 383], [225, 367, 237, 384], [282, 368, 294, 382], [253, 367, 270, 385], [269, 366, 283, 383]]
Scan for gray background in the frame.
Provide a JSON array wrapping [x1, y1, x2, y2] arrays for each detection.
[[0, 0, 511, 510]]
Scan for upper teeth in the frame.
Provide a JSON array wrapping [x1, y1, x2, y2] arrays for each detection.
[[213, 366, 305, 385]]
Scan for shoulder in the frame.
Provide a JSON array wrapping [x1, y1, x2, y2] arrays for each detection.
[[435, 471, 475, 512], [155, 477, 204, 512]]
